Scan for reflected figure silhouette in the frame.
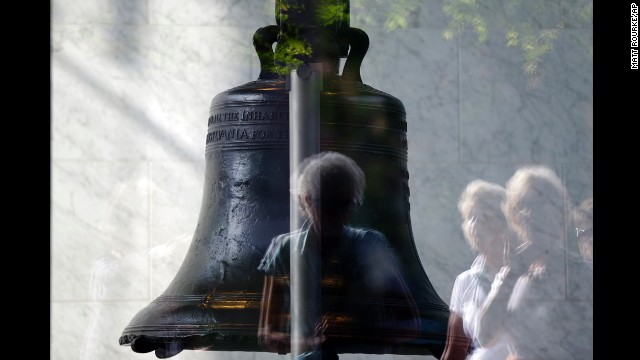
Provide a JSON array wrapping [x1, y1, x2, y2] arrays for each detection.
[[475, 165, 593, 360], [256, 151, 420, 360], [441, 180, 513, 360]]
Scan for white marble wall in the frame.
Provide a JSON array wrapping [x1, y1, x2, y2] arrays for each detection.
[[51, 1, 593, 359]]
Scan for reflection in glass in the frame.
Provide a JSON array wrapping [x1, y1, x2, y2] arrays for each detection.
[[257, 151, 420, 359]]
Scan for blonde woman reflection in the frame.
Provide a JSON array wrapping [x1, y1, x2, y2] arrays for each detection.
[[475, 165, 593, 360], [256, 151, 420, 360], [441, 180, 513, 360]]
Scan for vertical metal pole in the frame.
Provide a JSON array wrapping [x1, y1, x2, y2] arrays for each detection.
[[289, 62, 322, 358]]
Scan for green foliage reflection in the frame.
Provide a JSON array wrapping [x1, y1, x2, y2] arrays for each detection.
[[441, 0, 591, 86], [316, 0, 349, 27], [348, 0, 592, 85]]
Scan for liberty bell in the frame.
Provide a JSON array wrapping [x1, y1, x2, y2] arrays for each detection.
[[119, 0, 450, 358]]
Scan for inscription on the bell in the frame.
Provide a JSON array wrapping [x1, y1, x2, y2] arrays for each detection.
[[208, 110, 289, 126], [206, 128, 289, 144], [209, 112, 240, 125]]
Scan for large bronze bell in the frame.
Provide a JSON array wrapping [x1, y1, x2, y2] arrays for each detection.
[[119, 0, 450, 358]]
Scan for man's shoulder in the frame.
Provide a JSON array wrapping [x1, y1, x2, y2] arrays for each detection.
[[266, 230, 304, 256], [346, 226, 395, 259], [257, 229, 305, 275]]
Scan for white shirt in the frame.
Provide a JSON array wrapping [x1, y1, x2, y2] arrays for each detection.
[[449, 255, 511, 360]]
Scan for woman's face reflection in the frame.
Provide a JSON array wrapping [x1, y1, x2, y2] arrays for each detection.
[[469, 215, 508, 268]]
